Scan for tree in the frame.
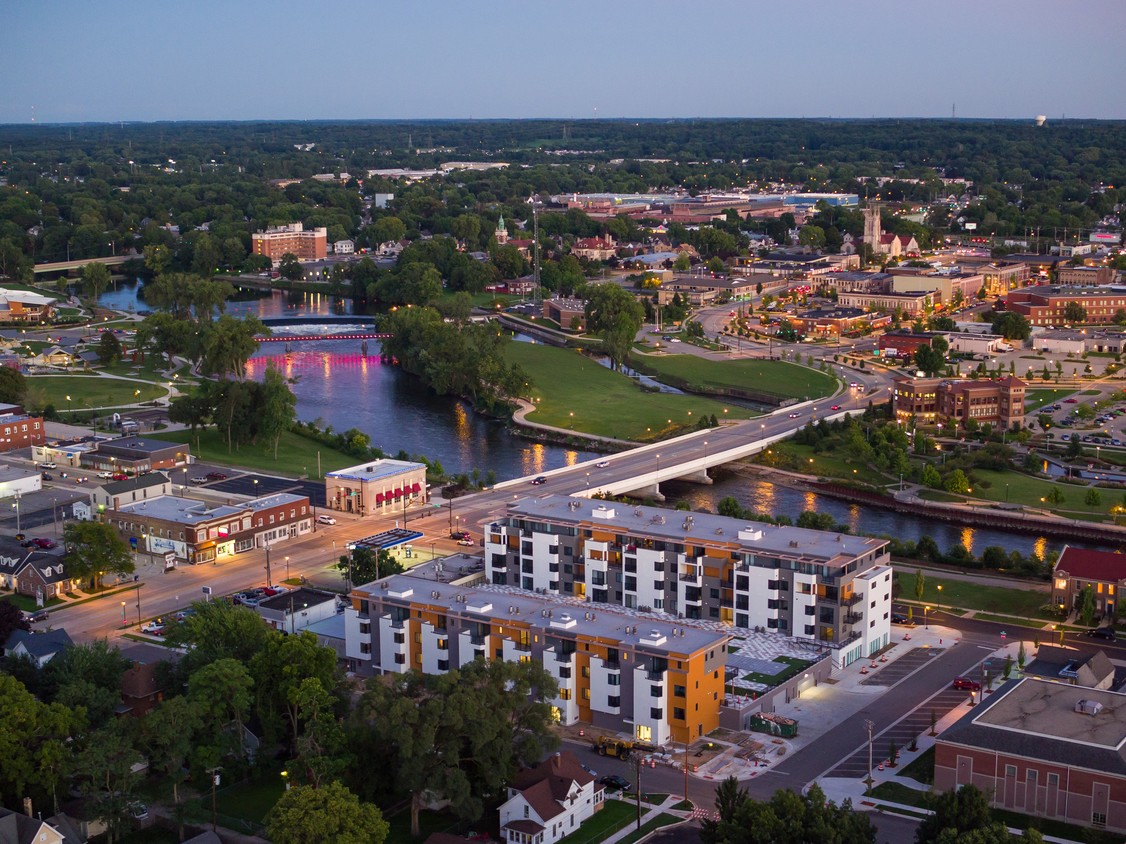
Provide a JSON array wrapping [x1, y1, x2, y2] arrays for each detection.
[[914, 569, 926, 602], [916, 536, 941, 562], [916, 785, 1006, 844], [701, 779, 874, 844], [167, 600, 273, 669], [920, 463, 943, 489], [73, 720, 144, 843], [266, 781, 388, 844], [1077, 584, 1096, 626], [278, 252, 303, 281], [914, 343, 946, 376], [259, 363, 297, 459], [339, 546, 403, 587], [97, 331, 123, 365], [248, 631, 337, 746], [200, 314, 266, 379], [81, 261, 111, 297], [368, 216, 407, 246], [142, 696, 202, 812], [1085, 488, 1101, 507], [188, 658, 254, 762], [673, 252, 691, 272], [717, 496, 745, 519], [1045, 487, 1065, 506], [1063, 300, 1088, 324], [990, 311, 1031, 341], [943, 469, 970, 494], [798, 225, 826, 248], [585, 284, 645, 372], [0, 599, 29, 645], [143, 243, 172, 276], [62, 521, 134, 588], [0, 366, 28, 404]]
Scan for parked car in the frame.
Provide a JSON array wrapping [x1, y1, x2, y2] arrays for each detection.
[[263, 586, 288, 597], [23, 609, 49, 623], [316, 514, 337, 525], [111, 473, 128, 481], [205, 472, 228, 481], [173, 610, 195, 622], [31, 538, 57, 550], [97, 471, 113, 479], [190, 476, 208, 485], [530, 476, 547, 485], [952, 677, 981, 691], [1086, 627, 1117, 641], [127, 802, 149, 821], [140, 621, 165, 636], [599, 775, 632, 792], [890, 612, 910, 624]]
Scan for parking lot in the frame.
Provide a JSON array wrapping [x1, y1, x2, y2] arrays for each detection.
[[204, 472, 327, 506]]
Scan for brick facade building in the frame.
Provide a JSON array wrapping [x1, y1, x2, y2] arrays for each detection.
[[1051, 546, 1126, 620], [893, 375, 1026, 430], [1006, 285, 1126, 326], [251, 223, 328, 263]]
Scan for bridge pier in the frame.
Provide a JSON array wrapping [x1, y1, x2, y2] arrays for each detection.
[[625, 483, 665, 502], [677, 468, 713, 485]]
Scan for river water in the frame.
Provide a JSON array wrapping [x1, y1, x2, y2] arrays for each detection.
[[98, 281, 1096, 557]]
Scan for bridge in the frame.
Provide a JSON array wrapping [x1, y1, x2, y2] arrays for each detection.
[[260, 315, 376, 327], [33, 255, 134, 275], [255, 332, 391, 343]]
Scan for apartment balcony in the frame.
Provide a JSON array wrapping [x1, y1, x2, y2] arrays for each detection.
[[843, 611, 863, 625], [470, 635, 487, 646], [646, 670, 665, 682], [839, 593, 862, 608], [554, 650, 575, 664], [513, 641, 532, 653]]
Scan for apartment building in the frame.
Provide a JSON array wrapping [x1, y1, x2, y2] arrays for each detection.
[[0, 403, 45, 453], [344, 574, 730, 745], [251, 223, 328, 263], [483, 496, 892, 667], [1007, 285, 1126, 326]]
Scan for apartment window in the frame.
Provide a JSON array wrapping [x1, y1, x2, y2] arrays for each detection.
[[559, 689, 572, 700], [559, 666, 571, 679], [393, 653, 405, 665], [582, 688, 590, 700], [607, 673, 620, 686], [393, 632, 405, 644], [437, 640, 448, 650], [359, 622, 370, 635], [608, 695, 620, 707], [650, 707, 663, 719], [437, 660, 449, 671], [674, 685, 686, 698], [1092, 812, 1107, 828], [360, 643, 371, 655], [673, 707, 685, 721], [651, 685, 662, 697]]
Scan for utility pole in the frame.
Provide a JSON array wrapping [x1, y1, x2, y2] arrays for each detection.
[[264, 544, 272, 587], [865, 719, 875, 795]]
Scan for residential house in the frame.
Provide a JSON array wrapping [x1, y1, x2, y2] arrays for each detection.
[[1025, 645, 1116, 691], [3, 628, 74, 668], [118, 642, 182, 717], [571, 234, 617, 262], [256, 587, 339, 634], [1051, 546, 1126, 620], [499, 751, 604, 844], [0, 807, 86, 843], [92, 473, 173, 513]]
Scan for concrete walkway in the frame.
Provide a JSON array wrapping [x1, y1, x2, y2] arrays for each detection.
[[599, 794, 695, 844]]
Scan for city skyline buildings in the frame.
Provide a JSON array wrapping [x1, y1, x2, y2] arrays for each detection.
[[3, 0, 1125, 124]]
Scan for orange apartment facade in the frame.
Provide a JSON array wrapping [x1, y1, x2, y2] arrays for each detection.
[[344, 575, 729, 745], [251, 223, 328, 263]]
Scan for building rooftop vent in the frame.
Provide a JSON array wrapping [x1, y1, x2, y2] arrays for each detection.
[[1075, 699, 1104, 716], [592, 506, 616, 520]]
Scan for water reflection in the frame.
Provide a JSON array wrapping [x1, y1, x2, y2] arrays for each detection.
[[960, 526, 976, 554]]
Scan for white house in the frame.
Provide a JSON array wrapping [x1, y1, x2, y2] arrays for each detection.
[[333, 239, 355, 255], [499, 751, 604, 844]]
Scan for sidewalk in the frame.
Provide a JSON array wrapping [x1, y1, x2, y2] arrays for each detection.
[[682, 623, 965, 784], [599, 794, 694, 844]]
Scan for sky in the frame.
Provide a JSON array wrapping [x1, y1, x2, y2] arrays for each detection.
[[3, 0, 1125, 123]]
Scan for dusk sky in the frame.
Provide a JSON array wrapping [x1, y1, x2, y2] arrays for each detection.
[[4, 0, 1125, 123]]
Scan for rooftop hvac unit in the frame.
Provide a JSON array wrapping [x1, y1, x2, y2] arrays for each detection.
[[1075, 699, 1104, 716]]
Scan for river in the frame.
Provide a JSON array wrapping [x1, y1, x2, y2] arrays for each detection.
[[98, 281, 1097, 557]]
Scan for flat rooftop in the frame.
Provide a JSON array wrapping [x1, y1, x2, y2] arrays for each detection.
[[0, 465, 41, 483], [97, 435, 182, 455], [502, 496, 886, 567], [975, 677, 1126, 750], [116, 495, 244, 524], [359, 575, 730, 656], [248, 492, 307, 511], [326, 458, 425, 482]]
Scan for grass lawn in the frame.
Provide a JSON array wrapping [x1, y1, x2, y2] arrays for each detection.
[[966, 468, 1110, 518], [896, 746, 935, 785], [757, 441, 890, 486], [916, 489, 966, 503], [148, 428, 357, 476], [616, 813, 681, 844], [742, 656, 812, 687], [869, 781, 928, 807], [630, 353, 838, 402], [505, 342, 757, 442], [1, 593, 63, 612], [1024, 388, 1074, 408], [384, 809, 460, 844], [901, 573, 1049, 619], [557, 799, 636, 844], [25, 374, 166, 409]]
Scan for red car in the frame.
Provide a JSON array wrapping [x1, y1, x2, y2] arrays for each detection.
[[952, 677, 981, 692], [206, 472, 228, 481], [831, 405, 841, 411], [111, 473, 128, 481], [32, 538, 58, 550]]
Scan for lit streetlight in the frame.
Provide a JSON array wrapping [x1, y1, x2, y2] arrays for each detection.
[[121, 601, 127, 628]]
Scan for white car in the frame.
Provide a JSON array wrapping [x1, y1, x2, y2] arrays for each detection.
[[595, 460, 610, 468], [97, 471, 113, 479], [316, 514, 337, 525], [38, 462, 57, 470]]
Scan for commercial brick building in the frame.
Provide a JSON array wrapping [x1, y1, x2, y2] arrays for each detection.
[[837, 290, 934, 315], [878, 330, 940, 358], [0, 403, 45, 453], [892, 375, 1026, 430], [344, 574, 730, 745], [484, 496, 892, 668], [1051, 546, 1126, 620], [324, 459, 428, 519], [934, 678, 1126, 836], [1006, 285, 1126, 327], [251, 223, 328, 264]]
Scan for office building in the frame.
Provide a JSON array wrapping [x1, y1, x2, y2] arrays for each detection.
[[483, 496, 892, 667], [1007, 285, 1126, 326], [893, 375, 1026, 430], [324, 459, 428, 518], [251, 222, 328, 264]]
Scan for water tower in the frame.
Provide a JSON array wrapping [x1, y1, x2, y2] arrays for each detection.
[[1035, 115, 1047, 127]]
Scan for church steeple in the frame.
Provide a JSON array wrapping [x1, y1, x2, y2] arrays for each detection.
[[496, 215, 509, 245]]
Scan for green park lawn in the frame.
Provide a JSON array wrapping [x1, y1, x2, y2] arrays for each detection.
[[966, 468, 1111, 517], [1024, 388, 1074, 409], [25, 374, 166, 410], [149, 428, 359, 477], [557, 799, 636, 844], [630, 353, 838, 402], [903, 573, 1049, 619], [757, 441, 890, 486], [505, 342, 756, 441]]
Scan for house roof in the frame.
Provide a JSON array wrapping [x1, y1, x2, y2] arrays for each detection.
[[0, 808, 84, 844], [19, 553, 72, 585], [5, 627, 73, 660], [1026, 645, 1115, 688], [509, 750, 595, 823], [1055, 545, 1126, 583]]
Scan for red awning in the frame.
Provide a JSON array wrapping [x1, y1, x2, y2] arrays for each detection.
[[411, 482, 421, 493], [375, 492, 384, 503], [392, 488, 402, 498]]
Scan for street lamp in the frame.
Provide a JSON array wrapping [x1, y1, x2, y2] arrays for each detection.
[[703, 440, 709, 464], [65, 395, 72, 418], [285, 555, 290, 581], [936, 584, 943, 615], [924, 605, 930, 629], [121, 601, 127, 628], [12, 493, 20, 535]]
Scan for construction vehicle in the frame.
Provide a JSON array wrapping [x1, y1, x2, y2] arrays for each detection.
[[592, 736, 635, 759]]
